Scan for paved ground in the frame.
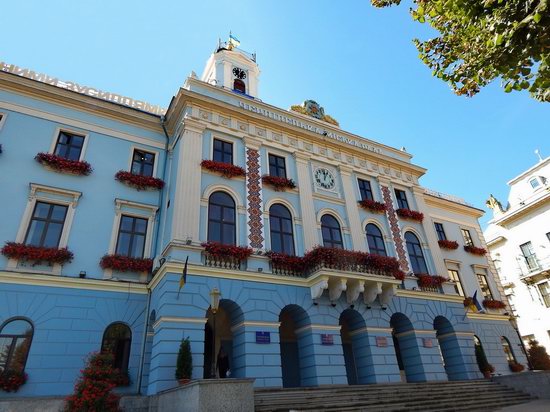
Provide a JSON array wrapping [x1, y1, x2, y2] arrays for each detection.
[[496, 399, 550, 411]]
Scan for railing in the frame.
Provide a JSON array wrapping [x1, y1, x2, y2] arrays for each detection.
[[525, 255, 540, 272], [203, 253, 242, 270], [419, 284, 441, 294], [271, 263, 307, 278], [519, 254, 550, 278], [305, 262, 398, 279]]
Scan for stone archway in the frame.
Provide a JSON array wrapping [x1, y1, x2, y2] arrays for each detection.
[[390, 313, 425, 382], [279, 304, 312, 388]]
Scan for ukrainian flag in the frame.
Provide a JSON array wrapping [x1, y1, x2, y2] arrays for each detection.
[[229, 34, 240, 48], [471, 291, 485, 313]]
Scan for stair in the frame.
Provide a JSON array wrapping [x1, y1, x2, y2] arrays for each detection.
[[254, 380, 535, 412]]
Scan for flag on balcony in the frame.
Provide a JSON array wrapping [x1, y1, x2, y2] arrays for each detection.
[[471, 290, 485, 313], [177, 256, 188, 299]]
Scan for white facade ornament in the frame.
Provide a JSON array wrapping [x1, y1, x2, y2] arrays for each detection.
[[363, 281, 383, 306], [380, 284, 398, 308], [346, 279, 365, 305], [329, 278, 347, 302], [310, 280, 329, 300]]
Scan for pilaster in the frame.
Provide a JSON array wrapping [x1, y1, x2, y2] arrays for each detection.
[[244, 137, 264, 249], [294, 153, 318, 251], [339, 166, 366, 251]]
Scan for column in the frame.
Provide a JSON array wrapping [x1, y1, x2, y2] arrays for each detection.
[[339, 166, 366, 251], [244, 138, 264, 250], [294, 153, 318, 251], [411, 186, 449, 276], [171, 118, 206, 243], [413, 330, 447, 382]]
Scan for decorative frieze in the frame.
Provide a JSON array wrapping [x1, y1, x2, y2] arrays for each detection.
[[381, 185, 410, 272], [245, 147, 264, 249]]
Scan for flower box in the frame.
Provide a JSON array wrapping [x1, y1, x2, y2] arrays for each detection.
[[115, 171, 165, 191], [358, 199, 387, 213], [438, 239, 459, 250], [35, 152, 92, 175], [201, 242, 253, 262], [200, 160, 246, 179], [482, 299, 506, 310], [261, 175, 296, 191], [415, 273, 448, 288], [509, 362, 525, 373], [0, 370, 27, 393], [464, 245, 487, 256], [395, 208, 424, 222], [267, 252, 307, 276], [100, 254, 153, 273], [1, 242, 73, 265]]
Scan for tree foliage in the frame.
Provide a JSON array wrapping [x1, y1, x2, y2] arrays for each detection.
[[372, 0, 550, 101], [175, 337, 193, 380], [528, 339, 550, 370]]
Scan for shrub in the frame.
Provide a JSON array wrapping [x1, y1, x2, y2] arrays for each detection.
[[528, 339, 550, 370], [175, 338, 193, 381]]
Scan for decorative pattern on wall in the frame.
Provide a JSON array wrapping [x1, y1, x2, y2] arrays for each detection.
[[246, 148, 264, 249], [381, 186, 410, 272]]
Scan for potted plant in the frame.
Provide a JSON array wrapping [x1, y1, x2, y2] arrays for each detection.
[[475, 343, 494, 378], [175, 337, 193, 385]]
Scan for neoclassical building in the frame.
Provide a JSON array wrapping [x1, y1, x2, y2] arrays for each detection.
[[0, 42, 527, 398]]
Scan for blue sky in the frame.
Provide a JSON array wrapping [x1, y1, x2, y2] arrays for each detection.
[[1, 0, 548, 227]]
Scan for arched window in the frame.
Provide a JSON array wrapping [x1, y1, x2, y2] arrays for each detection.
[[208, 191, 236, 245], [0, 318, 33, 373], [101, 322, 132, 372], [321, 214, 343, 249], [501, 337, 516, 363], [366, 224, 387, 256], [233, 79, 246, 94], [270, 204, 295, 255], [405, 231, 428, 274]]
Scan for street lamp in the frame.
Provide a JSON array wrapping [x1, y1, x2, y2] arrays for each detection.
[[209, 287, 221, 378]]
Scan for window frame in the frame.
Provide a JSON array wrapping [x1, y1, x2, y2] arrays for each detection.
[[207, 191, 237, 246], [366, 223, 387, 256], [394, 189, 410, 210], [115, 215, 149, 259], [501, 337, 516, 363], [447, 269, 465, 296], [23, 201, 68, 248], [461, 228, 474, 247], [269, 204, 296, 255], [476, 271, 494, 300], [130, 149, 156, 177], [529, 177, 541, 189], [358, 178, 374, 202], [212, 138, 234, 165], [48, 127, 89, 162], [0, 317, 34, 374], [268, 153, 287, 178], [101, 322, 132, 373], [537, 282, 550, 308], [405, 231, 429, 274], [320, 214, 344, 249], [434, 222, 447, 241], [126, 145, 159, 178]]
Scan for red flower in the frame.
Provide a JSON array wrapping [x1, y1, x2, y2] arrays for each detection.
[[395, 208, 424, 222], [0, 370, 27, 392], [415, 273, 448, 288], [201, 242, 253, 261], [201, 160, 246, 179], [509, 362, 525, 373], [464, 245, 487, 256], [1, 242, 73, 265], [482, 299, 506, 309], [358, 199, 387, 213], [115, 171, 164, 191], [100, 254, 153, 273], [262, 175, 296, 191], [438, 239, 459, 250], [35, 152, 93, 176]]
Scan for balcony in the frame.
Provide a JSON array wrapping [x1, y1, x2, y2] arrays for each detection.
[[519, 254, 550, 282]]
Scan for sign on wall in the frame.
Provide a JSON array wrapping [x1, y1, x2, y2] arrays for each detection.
[[321, 334, 334, 345], [423, 338, 433, 348], [375, 336, 388, 347], [256, 331, 271, 344]]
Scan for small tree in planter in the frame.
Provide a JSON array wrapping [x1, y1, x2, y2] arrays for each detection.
[[175, 337, 193, 384], [528, 340, 550, 370], [475, 343, 495, 378]]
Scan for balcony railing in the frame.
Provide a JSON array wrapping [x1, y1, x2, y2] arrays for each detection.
[[204, 253, 242, 270], [271, 263, 307, 278], [419, 284, 441, 294]]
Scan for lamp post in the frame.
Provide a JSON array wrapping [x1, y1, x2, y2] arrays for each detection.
[[209, 287, 221, 379]]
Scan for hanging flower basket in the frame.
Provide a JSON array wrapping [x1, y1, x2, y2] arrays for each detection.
[[438, 239, 459, 250], [509, 362, 525, 373], [201, 242, 253, 262], [35, 152, 92, 175], [200, 160, 246, 179], [358, 199, 387, 213], [115, 171, 164, 191], [464, 245, 487, 256], [415, 273, 448, 288], [100, 254, 153, 273], [1, 242, 73, 265], [482, 299, 506, 310], [0, 370, 27, 393], [395, 208, 424, 222], [261, 175, 296, 191]]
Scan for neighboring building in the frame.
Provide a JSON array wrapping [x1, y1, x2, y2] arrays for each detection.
[[0, 40, 526, 399], [484, 156, 550, 351]]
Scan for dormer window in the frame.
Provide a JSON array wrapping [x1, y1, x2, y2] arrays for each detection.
[[529, 177, 541, 189]]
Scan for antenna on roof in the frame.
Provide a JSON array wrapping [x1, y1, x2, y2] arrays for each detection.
[[535, 149, 543, 162]]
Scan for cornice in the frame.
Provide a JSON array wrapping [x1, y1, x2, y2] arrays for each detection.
[[493, 190, 550, 226], [424, 193, 484, 218]]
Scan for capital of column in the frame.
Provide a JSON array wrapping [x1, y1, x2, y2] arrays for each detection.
[[293, 152, 311, 163], [243, 136, 262, 150], [338, 165, 353, 176], [182, 117, 207, 134], [377, 176, 392, 186]]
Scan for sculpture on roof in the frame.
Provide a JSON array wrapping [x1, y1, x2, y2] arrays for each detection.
[[290, 100, 339, 127]]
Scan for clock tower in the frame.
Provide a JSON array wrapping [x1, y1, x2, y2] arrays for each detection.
[[201, 38, 260, 98]]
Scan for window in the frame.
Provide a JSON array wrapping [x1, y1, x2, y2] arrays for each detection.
[[131, 149, 155, 177], [529, 177, 540, 189], [520, 241, 539, 271], [405, 231, 428, 274], [115, 215, 148, 258], [501, 337, 516, 363], [101, 322, 131, 372], [395, 189, 409, 209], [0, 318, 33, 373], [476, 272, 494, 300], [321, 215, 343, 249], [24, 201, 68, 248], [447, 269, 465, 296], [461, 229, 474, 247], [537, 282, 550, 308], [213, 139, 233, 164], [434, 223, 447, 241], [269, 204, 295, 255], [358, 179, 374, 201], [208, 192, 236, 245], [268, 154, 287, 178], [366, 224, 387, 256], [233, 79, 246, 94], [53, 131, 85, 161]]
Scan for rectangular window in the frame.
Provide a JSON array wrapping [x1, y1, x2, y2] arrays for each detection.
[[131, 149, 155, 177], [395, 189, 409, 209], [537, 282, 550, 308], [476, 272, 494, 300], [213, 138, 233, 164], [24, 201, 68, 248], [461, 229, 474, 247], [434, 223, 447, 241], [447, 269, 464, 296], [358, 179, 374, 201], [115, 215, 148, 258], [520, 241, 539, 271], [268, 154, 287, 178], [530, 178, 541, 189], [54, 131, 85, 161]]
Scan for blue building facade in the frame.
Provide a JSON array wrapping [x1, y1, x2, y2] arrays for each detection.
[[0, 45, 527, 398]]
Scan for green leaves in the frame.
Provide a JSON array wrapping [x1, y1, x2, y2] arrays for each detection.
[[534, 13, 542, 24]]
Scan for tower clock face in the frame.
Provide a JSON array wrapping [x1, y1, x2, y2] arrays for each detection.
[[232, 67, 247, 79], [314, 168, 336, 190]]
